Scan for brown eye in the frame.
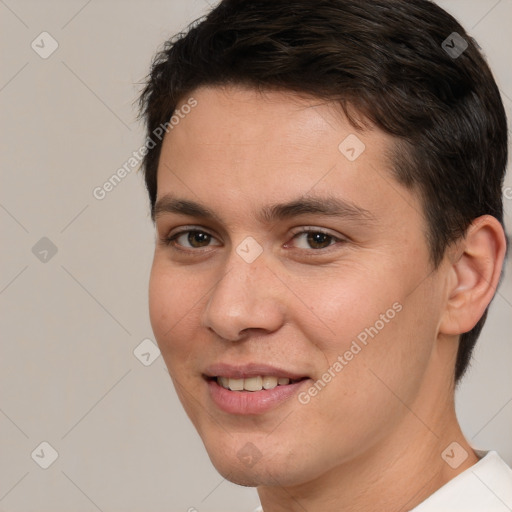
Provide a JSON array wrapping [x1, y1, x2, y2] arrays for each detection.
[[164, 229, 221, 249], [290, 230, 338, 250], [187, 231, 212, 248], [306, 232, 333, 249]]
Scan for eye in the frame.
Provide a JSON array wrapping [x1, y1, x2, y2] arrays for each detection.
[[288, 229, 342, 250], [163, 229, 221, 249]]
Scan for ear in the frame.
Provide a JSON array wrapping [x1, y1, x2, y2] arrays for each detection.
[[439, 215, 507, 335]]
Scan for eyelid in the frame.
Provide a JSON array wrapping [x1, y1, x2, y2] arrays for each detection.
[[281, 227, 348, 254], [288, 226, 346, 241], [162, 226, 222, 249], [289, 226, 340, 235], [166, 225, 218, 239]]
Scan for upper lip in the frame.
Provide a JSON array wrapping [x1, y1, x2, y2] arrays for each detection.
[[203, 363, 309, 380]]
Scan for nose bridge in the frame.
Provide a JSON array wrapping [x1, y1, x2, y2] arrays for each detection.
[[201, 244, 284, 340]]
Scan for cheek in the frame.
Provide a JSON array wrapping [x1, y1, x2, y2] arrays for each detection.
[[285, 297, 436, 470], [293, 261, 439, 401], [148, 261, 197, 358], [148, 263, 171, 341], [148, 263, 206, 423], [291, 265, 400, 353]]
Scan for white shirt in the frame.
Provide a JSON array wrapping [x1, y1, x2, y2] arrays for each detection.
[[253, 450, 512, 511], [412, 450, 512, 511]]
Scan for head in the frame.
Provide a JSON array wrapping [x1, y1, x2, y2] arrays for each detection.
[[140, 0, 508, 490]]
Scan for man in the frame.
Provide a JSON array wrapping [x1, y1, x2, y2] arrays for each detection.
[[139, 0, 512, 509]]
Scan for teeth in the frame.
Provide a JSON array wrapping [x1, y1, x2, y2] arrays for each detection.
[[217, 376, 294, 391], [218, 376, 230, 389], [228, 378, 244, 391], [244, 376, 262, 391], [262, 376, 278, 389]]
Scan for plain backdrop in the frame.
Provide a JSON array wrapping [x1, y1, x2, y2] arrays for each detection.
[[1, 1, 511, 511]]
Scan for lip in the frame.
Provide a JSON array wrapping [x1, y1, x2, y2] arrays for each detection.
[[203, 362, 309, 380], [206, 378, 310, 415], [203, 362, 311, 415]]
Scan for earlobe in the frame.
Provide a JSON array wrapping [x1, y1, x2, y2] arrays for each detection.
[[439, 215, 507, 336]]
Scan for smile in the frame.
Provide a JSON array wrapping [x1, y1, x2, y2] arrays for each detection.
[[216, 375, 304, 391]]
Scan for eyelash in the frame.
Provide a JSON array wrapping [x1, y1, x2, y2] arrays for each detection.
[[160, 227, 345, 253]]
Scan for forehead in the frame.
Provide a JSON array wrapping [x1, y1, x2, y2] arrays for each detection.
[[155, 85, 420, 227], [165, 85, 382, 155]]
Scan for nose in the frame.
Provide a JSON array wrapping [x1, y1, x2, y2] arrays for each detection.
[[201, 249, 286, 341]]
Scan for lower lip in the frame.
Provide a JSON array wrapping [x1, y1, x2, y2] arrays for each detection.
[[207, 378, 310, 415]]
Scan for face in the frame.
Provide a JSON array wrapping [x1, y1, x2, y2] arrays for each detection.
[[149, 85, 449, 488]]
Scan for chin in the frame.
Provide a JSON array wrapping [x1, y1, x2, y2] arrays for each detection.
[[218, 467, 265, 488], [210, 457, 286, 488], [202, 437, 317, 489]]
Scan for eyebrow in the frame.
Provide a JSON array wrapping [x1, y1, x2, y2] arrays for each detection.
[[153, 196, 217, 222], [152, 194, 374, 224]]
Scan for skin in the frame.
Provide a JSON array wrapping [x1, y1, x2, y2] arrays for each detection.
[[148, 85, 506, 511]]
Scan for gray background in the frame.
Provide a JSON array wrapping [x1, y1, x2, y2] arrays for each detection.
[[0, 1, 511, 511]]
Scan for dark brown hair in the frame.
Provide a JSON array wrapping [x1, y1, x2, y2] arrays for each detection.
[[139, 0, 508, 382]]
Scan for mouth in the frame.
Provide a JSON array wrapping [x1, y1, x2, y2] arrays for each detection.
[[207, 375, 308, 392], [202, 364, 312, 414]]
